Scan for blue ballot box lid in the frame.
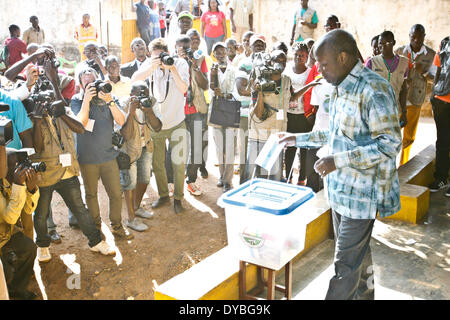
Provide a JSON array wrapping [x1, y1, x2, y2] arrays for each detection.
[[218, 178, 314, 215]]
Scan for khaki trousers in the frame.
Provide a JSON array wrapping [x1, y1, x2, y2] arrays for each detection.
[[400, 105, 422, 165]]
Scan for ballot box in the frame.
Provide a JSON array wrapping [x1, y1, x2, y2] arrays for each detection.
[[217, 178, 315, 270]]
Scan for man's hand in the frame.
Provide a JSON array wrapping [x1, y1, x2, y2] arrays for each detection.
[[25, 65, 39, 90], [98, 91, 113, 104], [151, 56, 162, 72], [231, 23, 236, 33], [83, 83, 97, 103], [32, 102, 47, 119], [43, 58, 59, 85], [400, 111, 408, 128], [13, 165, 28, 186], [32, 47, 53, 61], [25, 168, 39, 193], [314, 156, 336, 178], [129, 96, 141, 114], [278, 132, 297, 147]]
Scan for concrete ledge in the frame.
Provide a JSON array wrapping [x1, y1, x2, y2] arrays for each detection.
[[398, 144, 435, 187], [383, 184, 430, 224], [155, 190, 332, 300]]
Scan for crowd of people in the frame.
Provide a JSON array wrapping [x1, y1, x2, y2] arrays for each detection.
[[0, 0, 448, 300]]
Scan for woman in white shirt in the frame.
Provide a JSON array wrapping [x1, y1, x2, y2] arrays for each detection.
[[283, 42, 312, 185]]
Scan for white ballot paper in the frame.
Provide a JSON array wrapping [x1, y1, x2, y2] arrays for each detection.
[[85, 119, 95, 132], [255, 134, 286, 172]]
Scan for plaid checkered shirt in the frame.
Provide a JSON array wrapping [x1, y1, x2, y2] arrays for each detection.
[[295, 62, 402, 219]]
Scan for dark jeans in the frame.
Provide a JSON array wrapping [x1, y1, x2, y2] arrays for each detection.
[[160, 28, 166, 38], [1, 232, 36, 294], [185, 112, 207, 184], [34, 176, 102, 248], [239, 116, 249, 185], [325, 210, 375, 300], [305, 148, 323, 192], [205, 34, 225, 55], [285, 113, 312, 181], [138, 27, 152, 46], [431, 97, 450, 181]]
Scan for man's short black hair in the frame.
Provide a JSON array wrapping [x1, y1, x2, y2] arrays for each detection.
[[410, 24, 425, 34], [326, 15, 339, 23], [315, 29, 359, 59], [273, 41, 289, 55], [379, 31, 395, 42], [8, 24, 20, 35], [371, 35, 379, 45], [175, 35, 191, 46]]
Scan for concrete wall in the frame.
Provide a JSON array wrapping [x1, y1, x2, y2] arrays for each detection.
[[0, 0, 122, 61], [254, 0, 450, 58]]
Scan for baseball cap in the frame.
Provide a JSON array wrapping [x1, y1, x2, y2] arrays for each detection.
[[212, 42, 226, 52], [178, 11, 194, 21], [249, 34, 266, 46]]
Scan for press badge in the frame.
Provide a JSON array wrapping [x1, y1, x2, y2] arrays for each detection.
[[85, 119, 95, 132], [276, 109, 284, 120], [59, 153, 72, 167]]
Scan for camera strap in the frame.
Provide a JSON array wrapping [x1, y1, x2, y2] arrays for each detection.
[[51, 117, 65, 151], [151, 70, 171, 104]]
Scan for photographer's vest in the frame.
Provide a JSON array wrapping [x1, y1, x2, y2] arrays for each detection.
[[190, 67, 208, 114], [371, 54, 408, 108], [74, 23, 98, 60], [249, 75, 291, 141], [30, 114, 80, 188], [396, 44, 435, 106], [294, 7, 315, 41], [121, 98, 154, 164]]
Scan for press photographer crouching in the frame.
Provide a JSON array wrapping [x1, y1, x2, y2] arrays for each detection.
[[119, 81, 161, 232], [30, 57, 115, 262], [0, 147, 40, 300], [70, 68, 131, 239]]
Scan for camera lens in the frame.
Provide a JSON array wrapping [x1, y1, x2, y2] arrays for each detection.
[[31, 162, 46, 172], [160, 52, 174, 66]]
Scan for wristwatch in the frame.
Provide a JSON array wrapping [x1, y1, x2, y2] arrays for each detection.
[[107, 100, 115, 107]]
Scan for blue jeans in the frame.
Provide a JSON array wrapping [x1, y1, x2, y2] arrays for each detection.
[[120, 147, 153, 191], [205, 34, 225, 55], [34, 176, 102, 248]]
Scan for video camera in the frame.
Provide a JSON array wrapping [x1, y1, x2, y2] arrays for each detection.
[[16, 150, 46, 172], [137, 90, 156, 109], [249, 52, 285, 93], [159, 52, 175, 66], [0, 103, 13, 146]]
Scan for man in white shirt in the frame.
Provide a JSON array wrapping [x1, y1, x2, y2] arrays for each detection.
[[132, 38, 189, 214], [229, 0, 254, 42]]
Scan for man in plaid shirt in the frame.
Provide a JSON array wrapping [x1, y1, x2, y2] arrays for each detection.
[[280, 29, 402, 299]]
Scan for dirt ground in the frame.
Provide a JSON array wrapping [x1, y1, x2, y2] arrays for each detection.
[[28, 168, 230, 300]]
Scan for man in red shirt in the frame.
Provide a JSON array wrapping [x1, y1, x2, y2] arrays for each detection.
[[4, 25, 27, 67]]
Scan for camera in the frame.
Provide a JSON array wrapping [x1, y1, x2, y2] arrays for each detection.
[[137, 90, 156, 109], [184, 48, 203, 60], [0, 103, 13, 146], [112, 131, 124, 149], [16, 151, 46, 172], [159, 52, 175, 66], [250, 52, 285, 93], [92, 80, 112, 95], [86, 59, 102, 74]]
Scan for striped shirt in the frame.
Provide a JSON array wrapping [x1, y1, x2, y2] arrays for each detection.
[[295, 62, 402, 219]]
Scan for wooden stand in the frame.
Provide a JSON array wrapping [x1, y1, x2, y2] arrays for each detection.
[[239, 260, 292, 300]]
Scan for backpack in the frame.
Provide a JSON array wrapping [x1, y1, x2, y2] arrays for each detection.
[[0, 44, 10, 72], [434, 36, 450, 96]]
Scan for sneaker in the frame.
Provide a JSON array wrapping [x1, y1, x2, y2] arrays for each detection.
[[90, 240, 116, 256], [126, 218, 148, 232], [446, 186, 450, 197], [37, 247, 51, 262], [112, 226, 135, 240], [187, 182, 202, 196], [168, 183, 175, 197], [216, 180, 224, 188], [223, 183, 233, 193], [429, 179, 448, 192], [49, 230, 62, 244], [135, 207, 154, 219]]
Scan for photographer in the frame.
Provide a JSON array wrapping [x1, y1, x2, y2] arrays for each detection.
[[74, 42, 107, 87], [245, 49, 316, 182], [209, 42, 237, 193], [105, 55, 131, 105], [119, 81, 161, 231], [0, 148, 40, 300], [70, 68, 131, 240], [132, 38, 189, 214], [176, 35, 209, 196], [31, 58, 115, 262]]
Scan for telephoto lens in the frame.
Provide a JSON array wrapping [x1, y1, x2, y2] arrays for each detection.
[[159, 52, 174, 66], [93, 80, 112, 94]]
